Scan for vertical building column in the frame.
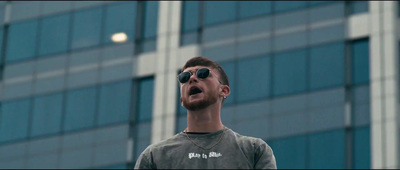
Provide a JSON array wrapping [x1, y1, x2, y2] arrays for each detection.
[[370, 1, 399, 169], [381, 2, 400, 168], [151, 1, 181, 143], [163, 1, 182, 140]]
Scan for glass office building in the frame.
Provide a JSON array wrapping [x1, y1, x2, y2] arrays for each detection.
[[0, 1, 398, 169]]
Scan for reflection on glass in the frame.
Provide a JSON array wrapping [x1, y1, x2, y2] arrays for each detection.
[[111, 32, 128, 43], [104, 1, 136, 44]]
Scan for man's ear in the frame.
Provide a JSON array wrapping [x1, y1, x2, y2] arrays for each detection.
[[220, 85, 230, 98], [180, 97, 183, 106]]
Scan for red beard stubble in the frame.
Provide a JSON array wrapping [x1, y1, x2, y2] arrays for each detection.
[[182, 92, 219, 111]]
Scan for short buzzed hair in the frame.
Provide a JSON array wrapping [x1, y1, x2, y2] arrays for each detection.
[[182, 56, 229, 87]]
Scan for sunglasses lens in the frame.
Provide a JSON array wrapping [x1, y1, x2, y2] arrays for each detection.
[[178, 72, 191, 83], [197, 68, 210, 79], [178, 68, 210, 83]]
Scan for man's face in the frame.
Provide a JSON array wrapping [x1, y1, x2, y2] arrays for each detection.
[[179, 66, 222, 111]]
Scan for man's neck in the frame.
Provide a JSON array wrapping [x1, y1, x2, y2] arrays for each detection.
[[186, 103, 224, 133]]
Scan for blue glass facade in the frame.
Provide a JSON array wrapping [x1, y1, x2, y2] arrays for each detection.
[[6, 20, 38, 63], [103, 2, 137, 45], [3, 1, 158, 65], [176, 1, 374, 169], [39, 14, 70, 56], [0, 1, 159, 169], [134, 78, 154, 161], [98, 80, 132, 126], [64, 87, 97, 132], [0, 99, 31, 143], [31, 93, 64, 137]]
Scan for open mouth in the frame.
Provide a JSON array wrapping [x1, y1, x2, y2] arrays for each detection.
[[189, 86, 202, 96]]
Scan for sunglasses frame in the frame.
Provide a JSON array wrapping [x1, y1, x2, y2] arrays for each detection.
[[177, 68, 213, 84]]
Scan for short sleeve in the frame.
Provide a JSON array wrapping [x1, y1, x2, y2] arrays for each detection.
[[254, 139, 277, 169], [134, 147, 156, 169]]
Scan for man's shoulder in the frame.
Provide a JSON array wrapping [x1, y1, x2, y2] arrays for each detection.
[[135, 133, 185, 168], [229, 128, 266, 143], [143, 133, 185, 152], [228, 128, 270, 147]]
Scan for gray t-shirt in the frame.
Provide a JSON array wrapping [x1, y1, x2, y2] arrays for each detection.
[[134, 127, 277, 169]]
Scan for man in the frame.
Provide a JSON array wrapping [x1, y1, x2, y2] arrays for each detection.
[[135, 56, 277, 169]]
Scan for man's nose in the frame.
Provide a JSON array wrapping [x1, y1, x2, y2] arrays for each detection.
[[188, 73, 198, 84]]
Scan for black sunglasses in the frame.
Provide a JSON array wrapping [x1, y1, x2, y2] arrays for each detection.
[[177, 68, 212, 84]]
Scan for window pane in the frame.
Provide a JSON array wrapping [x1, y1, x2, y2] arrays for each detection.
[[237, 56, 271, 103], [203, 24, 235, 43], [239, 1, 272, 19], [0, 29, 3, 65], [6, 20, 38, 63], [39, 14, 70, 56], [142, 1, 158, 39], [274, 10, 307, 31], [219, 61, 235, 105], [98, 80, 132, 126], [31, 93, 63, 137], [139, 38, 156, 53], [353, 126, 370, 169], [204, 1, 237, 26], [135, 121, 151, 160], [353, 80, 370, 127], [134, 136, 151, 160], [309, 1, 334, 6], [71, 8, 102, 50], [137, 78, 154, 122], [309, 1, 337, 6], [310, 42, 345, 90], [175, 115, 187, 134], [273, 49, 307, 96], [0, 99, 31, 143], [64, 87, 97, 132], [181, 1, 200, 32], [348, 1, 368, 15], [180, 31, 199, 46], [104, 2, 136, 44], [271, 135, 307, 169], [274, 1, 308, 13], [352, 39, 370, 85], [309, 129, 346, 169]]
